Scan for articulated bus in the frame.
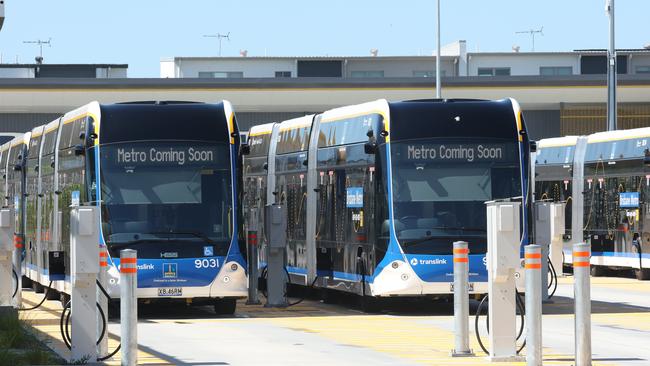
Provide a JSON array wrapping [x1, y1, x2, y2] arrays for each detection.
[[536, 127, 650, 280], [244, 98, 532, 302], [7, 101, 246, 314]]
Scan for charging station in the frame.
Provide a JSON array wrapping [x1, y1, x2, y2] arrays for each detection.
[[70, 206, 99, 362], [534, 201, 564, 301], [486, 200, 524, 362], [0, 208, 14, 314], [264, 203, 288, 307]]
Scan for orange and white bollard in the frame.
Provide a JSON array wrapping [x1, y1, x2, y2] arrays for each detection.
[[451, 241, 473, 357], [573, 243, 591, 366], [525, 244, 542, 366], [120, 249, 138, 366]]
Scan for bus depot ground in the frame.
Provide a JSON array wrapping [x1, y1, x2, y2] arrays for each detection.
[[18, 274, 650, 366]]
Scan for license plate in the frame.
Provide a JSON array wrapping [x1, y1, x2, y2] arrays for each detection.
[[158, 287, 182, 297]]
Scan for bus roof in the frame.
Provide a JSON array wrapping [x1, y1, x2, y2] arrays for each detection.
[[538, 136, 579, 148], [587, 127, 650, 144]]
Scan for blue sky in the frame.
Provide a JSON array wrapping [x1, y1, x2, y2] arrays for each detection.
[[0, 0, 648, 77]]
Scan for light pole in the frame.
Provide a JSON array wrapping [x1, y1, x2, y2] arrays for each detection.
[[606, 0, 617, 131], [436, 0, 441, 98]]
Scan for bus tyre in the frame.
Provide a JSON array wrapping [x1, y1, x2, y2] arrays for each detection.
[[32, 281, 44, 294], [22, 275, 32, 288], [635, 268, 650, 281], [214, 298, 237, 315], [320, 289, 337, 304], [590, 265, 607, 277]]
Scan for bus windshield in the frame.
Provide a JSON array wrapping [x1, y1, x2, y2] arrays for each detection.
[[389, 138, 522, 254], [99, 141, 233, 255]]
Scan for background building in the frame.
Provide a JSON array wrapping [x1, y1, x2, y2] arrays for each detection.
[[1, 41, 650, 138]]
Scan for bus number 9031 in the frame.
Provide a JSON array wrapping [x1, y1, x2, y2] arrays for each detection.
[[195, 258, 219, 269]]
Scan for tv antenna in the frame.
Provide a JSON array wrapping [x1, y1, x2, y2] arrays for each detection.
[[203, 32, 230, 56], [515, 27, 543, 52], [23, 38, 52, 63]]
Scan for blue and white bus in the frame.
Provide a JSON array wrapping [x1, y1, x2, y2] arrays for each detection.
[[10, 101, 246, 314], [536, 127, 650, 280], [244, 98, 532, 305]]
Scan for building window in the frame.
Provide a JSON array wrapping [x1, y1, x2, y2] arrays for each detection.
[[275, 71, 291, 78], [198, 71, 244, 78], [350, 70, 385, 78], [413, 70, 443, 77], [477, 67, 511, 76], [636, 66, 650, 74], [540, 66, 573, 76]]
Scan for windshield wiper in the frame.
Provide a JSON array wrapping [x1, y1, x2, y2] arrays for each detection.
[[149, 230, 217, 244], [429, 226, 486, 232], [108, 239, 160, 249]]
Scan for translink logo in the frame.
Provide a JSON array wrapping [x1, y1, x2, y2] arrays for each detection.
[[410, 258, 448, 266]]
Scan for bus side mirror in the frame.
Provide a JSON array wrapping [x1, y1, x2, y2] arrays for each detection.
[[364, 130, 377, 154], [530, 140, 537, 153], [74, 145, 85, 156], [241, 144, 251, 155]]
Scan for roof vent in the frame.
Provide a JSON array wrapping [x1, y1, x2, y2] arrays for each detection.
[[512, 45, 521, 53], [240, 49, 248, 57], [644, 43, 650, 50], [370, 48, 379, 57]]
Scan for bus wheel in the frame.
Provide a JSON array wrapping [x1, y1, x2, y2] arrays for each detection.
[[32, 281, 44, 294], [590, 265, 607, 277], [214, 298, 237, 315], [22, 276, 32, 288], [320, 289, 338, 304], [635, 268, 650, 281]]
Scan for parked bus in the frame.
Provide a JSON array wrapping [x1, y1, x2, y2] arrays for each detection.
[[536, 127, 650, 280], [244, 98, 532, 305], [12, 101, 246, 313]]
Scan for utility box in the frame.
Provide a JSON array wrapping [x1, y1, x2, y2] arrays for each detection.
[[70, 207, 99, 281], [264, 203, 288, 307], [487, 202, 520, 283], [265, 204, 287, 249]]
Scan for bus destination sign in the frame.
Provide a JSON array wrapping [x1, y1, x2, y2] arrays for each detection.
[[402, 143, 513, 163]]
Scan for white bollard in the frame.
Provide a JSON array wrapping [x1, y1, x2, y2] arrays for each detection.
[[97, 246, 109, 358], [120, 249, 138, 366], [525, 245, 542, 366], [12, 234, 22, 308], [0, 208, 14, 312], [451, 241, 473, 357], [573, 243, 591, 366]]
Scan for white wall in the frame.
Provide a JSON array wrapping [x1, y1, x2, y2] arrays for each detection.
[[346, 59, 456, 77], [175, 58, 297, 78], [0, 67, 35, 78], [468, 54, 580, 76], [629, 54, 650, 74], [160, 59, 175, 78]]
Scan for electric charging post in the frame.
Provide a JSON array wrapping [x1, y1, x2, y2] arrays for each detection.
[[246, 207, 261, 305], [70, 206, 100, 362], [265, 203, 288, 308], [0, 208, 14, 315], [486, 200, 524, 362], [12, 232, 22, 308], [534, 201, 564, 301]]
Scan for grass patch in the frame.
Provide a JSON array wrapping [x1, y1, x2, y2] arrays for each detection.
[[0, 312, 64, 365]]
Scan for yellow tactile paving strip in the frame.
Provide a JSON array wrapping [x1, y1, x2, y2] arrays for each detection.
[[20, 291, 172, 365], [265, 315, 604, 366], [557, 275, 650, 293]]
